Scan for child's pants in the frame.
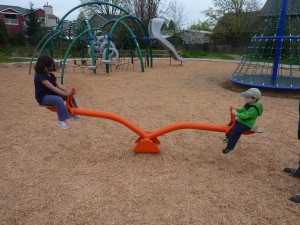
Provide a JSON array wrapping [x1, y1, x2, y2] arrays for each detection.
[[226, 121, 251, 150], [41, 95, 78, 121]]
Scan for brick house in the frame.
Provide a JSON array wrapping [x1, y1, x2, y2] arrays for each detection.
[[0, 3, 59, 37]]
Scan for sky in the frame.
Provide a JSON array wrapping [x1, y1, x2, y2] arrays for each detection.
[[0, 0, 266, 25]]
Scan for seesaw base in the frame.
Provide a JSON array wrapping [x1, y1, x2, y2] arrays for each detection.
[[133, 137, 161, 153]]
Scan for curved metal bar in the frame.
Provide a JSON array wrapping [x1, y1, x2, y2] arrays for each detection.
[[68, 106, 232, 141], [106, 15, 144, 73], [148, 107, 235, 139], [102, 20, 135, 65], [69, 107, 148, 138], [102, 16, 152, 67], [60, 28, 108, 84], [56, 1, 130, 30], [29, 31, 51, 74], [37, 28, 73, 58], [82, 19, 97, 73], [147, 122, 230, 140], [65, 96, 252, 153], [103, 15, 152, 58]]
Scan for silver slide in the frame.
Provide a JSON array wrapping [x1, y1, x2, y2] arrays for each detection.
[[148, 18, 186, 62]]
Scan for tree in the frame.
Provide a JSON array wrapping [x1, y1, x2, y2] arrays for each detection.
[[164, 0, 187, 31], [204, 0, 262, 46], [80, 0, 164, 27], [204, 0, 262, 25], [24, 2, 43, 46], [76, 11, 86, 30], [189, 20, 213, 32], [168, 20, 176, 32], [0, 20, 9, 46], [80, 0, 123, 17]]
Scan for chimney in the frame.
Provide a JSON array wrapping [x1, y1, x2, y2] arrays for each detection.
[[43, 2, 53, 15]]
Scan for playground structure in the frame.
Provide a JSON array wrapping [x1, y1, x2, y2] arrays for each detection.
[[231, 0, 300, 90], [88, 32, 119, 65], [29, 1, 152, 83], [29, 1, 185, 84], [148, 18, 186, 64], [43, 89, 260, 153]]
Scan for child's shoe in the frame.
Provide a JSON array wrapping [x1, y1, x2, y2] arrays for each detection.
[[58, 120, 71, 129], [69, 115, 84, 121], [223, 138, 228, 143], [290, 192, 300, 204], [222, 148, 233, 154], [283, 168, 300, 178]]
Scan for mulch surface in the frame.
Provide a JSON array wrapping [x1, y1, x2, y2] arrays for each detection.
[[0, 59, 299, 224]]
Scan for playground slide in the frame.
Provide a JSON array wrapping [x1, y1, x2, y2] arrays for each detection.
[[148, 18, 186, 62]]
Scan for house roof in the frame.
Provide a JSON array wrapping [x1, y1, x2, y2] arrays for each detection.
[[261, 0, 300, 17], [0, 5, 29, 15], [91, 13, 120, 22], [47, 14, 58, 19], [173, 30, 212, 44], [99, 13, 120, 21]]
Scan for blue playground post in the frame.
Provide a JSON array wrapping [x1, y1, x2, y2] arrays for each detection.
[[272, 0, 288, 80]]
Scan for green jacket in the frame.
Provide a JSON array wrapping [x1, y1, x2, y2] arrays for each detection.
[[236, 102, 263, 128]]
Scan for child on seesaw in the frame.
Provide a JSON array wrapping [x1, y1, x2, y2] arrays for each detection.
[[34, 55, 83, 130], [223, 88, 263, 154]]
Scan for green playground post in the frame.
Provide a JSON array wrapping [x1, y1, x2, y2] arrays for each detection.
[[61, 28, 101, 84], [82, 19, 97, 73]]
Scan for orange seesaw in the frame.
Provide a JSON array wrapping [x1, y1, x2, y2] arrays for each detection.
[[44, 90, 258, 153]]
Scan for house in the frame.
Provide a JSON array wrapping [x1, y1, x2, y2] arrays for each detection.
[[164, 30, 212, 50], [89, 13, 120, 28], [0, 3, 59, 37], [42, 3, 59, 28], [173, 30, 212, 45]]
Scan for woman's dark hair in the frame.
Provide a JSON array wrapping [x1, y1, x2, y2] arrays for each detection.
[[34, 55, 56, 73]]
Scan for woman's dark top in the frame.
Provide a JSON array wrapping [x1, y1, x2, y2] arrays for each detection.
[[34, 72, 57, 104]]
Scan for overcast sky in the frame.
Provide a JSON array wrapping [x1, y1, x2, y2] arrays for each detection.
[[1, 0, 266, 25]]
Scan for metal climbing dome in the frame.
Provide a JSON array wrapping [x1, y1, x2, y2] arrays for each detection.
[[231, 0, 300, 90]]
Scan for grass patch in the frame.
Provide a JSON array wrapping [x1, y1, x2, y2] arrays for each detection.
[[182, 51, 234, 60], [0, 46, 35, 63]]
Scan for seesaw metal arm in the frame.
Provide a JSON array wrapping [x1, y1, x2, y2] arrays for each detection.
[[66, 93, 237, 153]]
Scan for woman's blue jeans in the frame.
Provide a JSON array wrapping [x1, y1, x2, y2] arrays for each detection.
[[226, 121, 251, 150], [41, 95, 78, 121]]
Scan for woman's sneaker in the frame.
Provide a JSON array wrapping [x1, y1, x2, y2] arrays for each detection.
[[283, 167, 300, 178], [57, 120, 71, 129], [68, 115, 84, 121]]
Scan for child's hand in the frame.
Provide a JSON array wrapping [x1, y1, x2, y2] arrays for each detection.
[[66, 90, 75, 96], [232, 110, 238, 116]]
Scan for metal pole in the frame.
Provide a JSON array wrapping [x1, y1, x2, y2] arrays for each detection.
[[272, 0, 288, 80]]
